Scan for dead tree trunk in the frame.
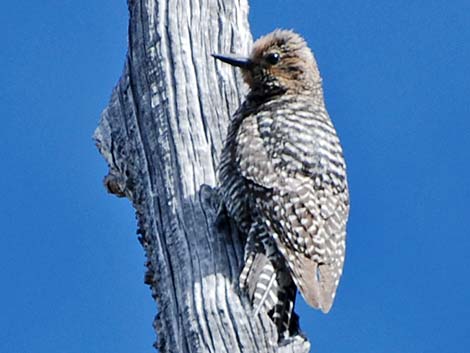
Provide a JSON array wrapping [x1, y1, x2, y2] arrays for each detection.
[[94, 1, 310, 352]]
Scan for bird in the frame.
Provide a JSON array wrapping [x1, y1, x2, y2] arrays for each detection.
[[213, 29, 349, 339]]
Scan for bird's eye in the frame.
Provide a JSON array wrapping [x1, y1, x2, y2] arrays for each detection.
[[265, 52, 281, 65]]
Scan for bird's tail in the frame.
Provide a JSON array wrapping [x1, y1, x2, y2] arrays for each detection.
[[239, 224, 298, 339]]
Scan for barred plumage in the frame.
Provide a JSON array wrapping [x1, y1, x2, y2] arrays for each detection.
[[214, 29, 349, 339]]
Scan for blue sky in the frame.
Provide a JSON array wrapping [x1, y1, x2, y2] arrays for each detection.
[[1, 1, 469, 353]]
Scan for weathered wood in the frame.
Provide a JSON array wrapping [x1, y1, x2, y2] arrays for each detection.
[[94, 1, 310, 352]]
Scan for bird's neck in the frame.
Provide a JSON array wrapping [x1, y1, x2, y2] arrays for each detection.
[[247, 86, 286, 104], [247, 81, 324, 106]]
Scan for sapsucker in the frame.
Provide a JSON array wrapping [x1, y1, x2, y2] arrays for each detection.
[[214, 29, 349, 339]]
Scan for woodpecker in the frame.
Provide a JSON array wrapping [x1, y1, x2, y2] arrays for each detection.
[[214, 29, 349, 338]]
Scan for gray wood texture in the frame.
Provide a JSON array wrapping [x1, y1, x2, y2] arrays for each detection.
[[94, 1, 310, 352]]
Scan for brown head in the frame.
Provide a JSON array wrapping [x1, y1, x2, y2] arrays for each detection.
[[213, 29, 322, 96]]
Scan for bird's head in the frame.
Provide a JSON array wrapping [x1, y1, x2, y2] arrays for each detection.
[[213, 29, 321, 96]]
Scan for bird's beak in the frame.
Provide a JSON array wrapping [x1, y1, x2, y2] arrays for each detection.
[[212, 53, 252, 69]]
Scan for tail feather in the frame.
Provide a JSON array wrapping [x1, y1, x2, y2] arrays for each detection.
[[239, 222, 298, 339], [252, 259, 277, 316]]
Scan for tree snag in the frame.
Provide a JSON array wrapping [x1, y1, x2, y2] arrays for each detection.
[[94, 1, 310, 352]]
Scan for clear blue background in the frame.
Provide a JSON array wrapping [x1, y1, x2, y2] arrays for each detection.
[[1, 1, 469, 352]]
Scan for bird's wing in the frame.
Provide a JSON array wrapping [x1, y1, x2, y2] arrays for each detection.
[[258, 182, 349, 313], [235, 108, 349, 312]]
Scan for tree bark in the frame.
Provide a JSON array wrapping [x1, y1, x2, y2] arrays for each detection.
[[94, 1, 310, 352]]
